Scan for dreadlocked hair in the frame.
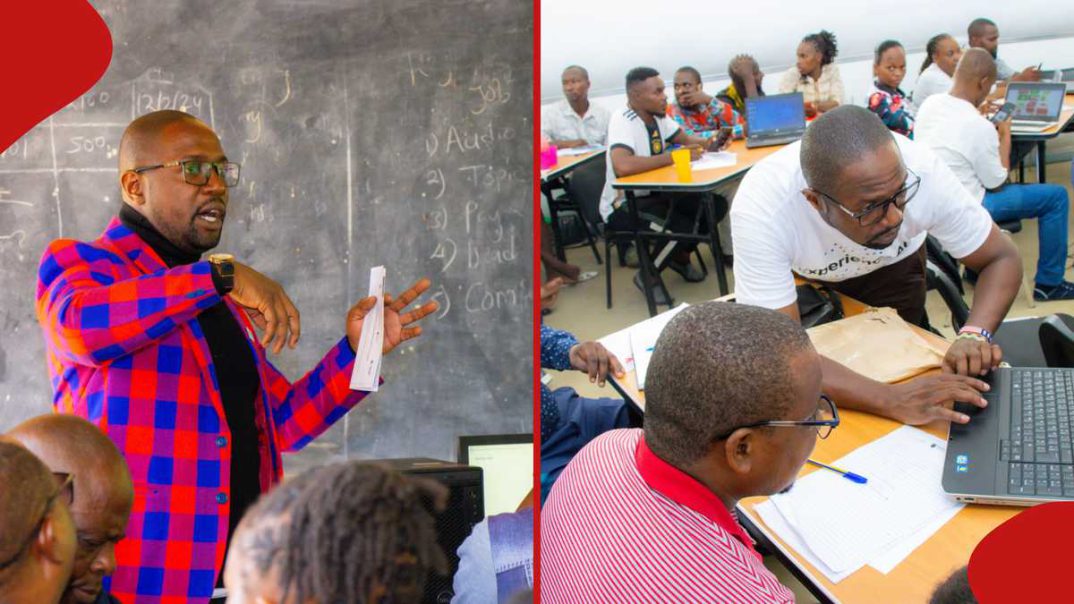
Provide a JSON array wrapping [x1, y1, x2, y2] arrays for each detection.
[[921, 33, 954, 74], [235, 461, 448, 604]]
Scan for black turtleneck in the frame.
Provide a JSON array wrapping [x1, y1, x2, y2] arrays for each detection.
[[118, 204, 261, 578]]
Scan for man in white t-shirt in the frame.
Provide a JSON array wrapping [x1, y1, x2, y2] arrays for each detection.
[[540, 65, 610, 148], [731, 105, 1023, 425], [916, 48, 1074, 301], [600, 66, 728, 304]]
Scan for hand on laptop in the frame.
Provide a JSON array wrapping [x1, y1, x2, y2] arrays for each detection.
[[569, 341, 625, 387], [943, 336, 1003, 376], [882, 374, 990, 425]]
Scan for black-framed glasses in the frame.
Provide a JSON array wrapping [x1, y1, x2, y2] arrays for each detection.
[[132, 159, 241, 187], [715, 395, 840, 441], [812, 168, 921, 227], [0, 472, 74, 571]]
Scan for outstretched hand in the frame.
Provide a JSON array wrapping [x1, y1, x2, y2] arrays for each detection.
[[346, 278, 439, 355]]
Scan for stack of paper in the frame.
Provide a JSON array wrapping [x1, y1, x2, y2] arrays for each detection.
[[350, 266, 386, 392], [752, 426, 964, 582], [557, 144, 605, 157], [691, 151, 737, 171], [628, 304, 691, 389], [597, 304, 689, 380]]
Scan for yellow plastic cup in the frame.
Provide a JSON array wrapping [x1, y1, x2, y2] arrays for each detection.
[[671, 148, 692, 182]]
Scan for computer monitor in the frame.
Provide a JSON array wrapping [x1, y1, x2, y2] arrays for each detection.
[[458, 434, 533, 515], [745, 92, 806, 136]]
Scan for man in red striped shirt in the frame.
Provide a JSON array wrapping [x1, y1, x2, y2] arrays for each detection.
[[542, 301, 834, 602]]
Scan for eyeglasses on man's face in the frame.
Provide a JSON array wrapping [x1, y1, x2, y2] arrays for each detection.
[[132, 159, 241, 188], [812, 168, 921, 227], [715, 395, 840, 441]]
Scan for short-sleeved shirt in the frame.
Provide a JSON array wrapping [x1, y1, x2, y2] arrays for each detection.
[[730, 134, 994, 310], [778, 63, 845, 106], [912, 62, 953, 106], [598, 106, 682, 220], [914, 93, 1009, 202], [540, 99, 610, 146], [541, 429, 794, 603], [666, 97, 744, 139]]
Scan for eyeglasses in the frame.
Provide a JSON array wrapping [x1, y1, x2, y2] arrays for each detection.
[[0, 472, 74, 571], [132, 159, 241, 188], [715, 395, 840, 441], [812, 168, 921, 227]]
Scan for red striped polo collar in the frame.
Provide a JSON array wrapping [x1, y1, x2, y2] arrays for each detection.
[[635, 434, 759, 558]]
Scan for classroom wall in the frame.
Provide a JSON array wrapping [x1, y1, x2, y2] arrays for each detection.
[[540, 1, 1074, 105]]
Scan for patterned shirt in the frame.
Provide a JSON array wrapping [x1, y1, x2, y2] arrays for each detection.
[[868, 81, 916, 138], [540, 323, 577, 441], [541, 429, 795, 602], [778, 63, 845, 106], [36, 218, 373, 603], [666, 96, 745, 139]]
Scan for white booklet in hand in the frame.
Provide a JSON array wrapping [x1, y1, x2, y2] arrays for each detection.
[[350, 266, 385, 392]]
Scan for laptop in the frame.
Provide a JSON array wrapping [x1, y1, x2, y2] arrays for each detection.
[[1005, 82, 1066, 132], [942, 366, 1074, 506], [458, 433, 533, 515], [745, 92, 806, 148]]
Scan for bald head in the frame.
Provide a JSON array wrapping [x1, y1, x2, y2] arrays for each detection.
[[118, 109, 210, 172], [0, 439, 57, 567], [800, 105, 895, 193], [8, 415, 132, 514], [954, 47, 997, 83]]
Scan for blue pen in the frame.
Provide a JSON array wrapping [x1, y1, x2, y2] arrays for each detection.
[[807, 459, 868, 484]]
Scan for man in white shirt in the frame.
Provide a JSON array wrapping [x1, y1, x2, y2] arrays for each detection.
[[601, 66, 727, 304], [540, 65, 610, 148], [967, 18, 1041, 82], [731, 105, 1023, 425], [916, 48, 1074, 301]]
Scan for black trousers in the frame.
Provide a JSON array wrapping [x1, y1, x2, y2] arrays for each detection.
[[606, 193, 704, 267]]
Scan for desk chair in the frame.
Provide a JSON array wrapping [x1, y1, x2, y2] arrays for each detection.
[[994, 314, 1074, 367], [925, 235, 969, 331], [543, 160, 604, 265]]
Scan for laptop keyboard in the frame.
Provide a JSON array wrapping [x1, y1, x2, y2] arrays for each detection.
[[1002, 370, 1074, 496]]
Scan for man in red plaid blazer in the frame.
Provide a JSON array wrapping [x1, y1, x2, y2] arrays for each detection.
[[35, 110, 437, 603]]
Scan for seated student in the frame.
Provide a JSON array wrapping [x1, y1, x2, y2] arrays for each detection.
[[541, 65, 610, 148], [540, 322, 629, 501], [779, 30, 843, 117], [600, 66, 728, 301], [542, 302, 826, 602], [916, 48, 1074, 301], [8, 415, 133, 604], [223, 461, 446, 604], [868, 40, 916, 138], [717, 54, 766, 115], [0, 439, 78, 604], [730, 106, 1022, 424], [666, 66, 744, 140], [452, 508, 533, 603], [913, 34, 962, 106], [967, 18, 1041, 82]]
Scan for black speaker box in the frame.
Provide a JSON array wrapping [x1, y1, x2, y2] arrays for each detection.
[[381, 458, 484, 604]]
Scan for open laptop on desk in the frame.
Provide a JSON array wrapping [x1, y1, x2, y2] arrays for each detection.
[[744, 92, 806, 148], [943, 366, 1074, 505], [1005, 82, 1066, 132]]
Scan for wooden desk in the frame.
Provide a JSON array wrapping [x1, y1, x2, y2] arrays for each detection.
[[540, 149, 604, 183], [1010, 91, 1074, 184], [600, 291, 1023, 603], [609, 140, 788, 315], [540, 149, 606, 263]]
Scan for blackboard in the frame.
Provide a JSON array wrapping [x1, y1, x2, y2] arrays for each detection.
[[0, 0, 533, 472]]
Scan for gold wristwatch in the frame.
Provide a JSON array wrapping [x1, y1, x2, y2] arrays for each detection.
[[208, 253, 235, 294]]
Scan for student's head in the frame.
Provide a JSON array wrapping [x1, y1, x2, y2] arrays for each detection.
[[874, 40, 906, 89], [968, 18, 999, 58], [728, 54, 764, 92], [0, 439, 78, 604], [672, 66, 703, 107], [797, 30, 839, 77], [119, 109, 234, 254], [625, 66, 667, 117], [644, 302, 825, 501], [930, 566, 977, 603], [7, 415, 134, 604], [800, 105, 912, 250], [561, 65, 590, 104], [952, 48, 998, 107], [922, 34, 962, 77], [223, 461, 448, 604]]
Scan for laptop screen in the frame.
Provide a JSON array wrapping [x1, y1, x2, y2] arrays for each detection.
[[458, 434, 533, 515], [746, 93, 805, 136], [1006, 83, 1066, 121]]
